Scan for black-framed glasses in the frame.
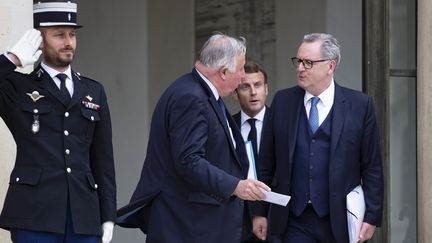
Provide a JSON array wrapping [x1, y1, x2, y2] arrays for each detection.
[[291, 57, 330, 69]]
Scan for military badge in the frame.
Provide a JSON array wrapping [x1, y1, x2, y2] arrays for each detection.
[[31, 115, 40, 134], [82, 100, 100, 110], [86, 95, 93, 102], [26, 91, 45, 102]]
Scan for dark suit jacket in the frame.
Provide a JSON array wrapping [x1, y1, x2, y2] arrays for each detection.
[[0, 55, 116, 235], [256, 83, 384, 243], [233, 108, 269, 240], [117, 68, 248, 243]]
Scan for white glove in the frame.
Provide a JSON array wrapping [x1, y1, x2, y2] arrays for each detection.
[[8, 29, 42, 67], [101, 221, 114, 243]]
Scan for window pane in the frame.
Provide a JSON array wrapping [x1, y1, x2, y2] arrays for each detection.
[[389, 77, 416, 243], [389, 0, 416, 70]]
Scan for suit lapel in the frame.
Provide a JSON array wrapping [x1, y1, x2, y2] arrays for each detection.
[[233, 112, 241, 127], [288, 88, 305, 162], [192, 68, 244, 169], [209, 97, 241, 161], [330, 83, 347, 157], [69, 71, 87, 108], [257, 107, 268, 154]]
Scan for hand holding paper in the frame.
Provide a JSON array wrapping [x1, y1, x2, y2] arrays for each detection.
[[347, 185, 365, 243], [244, 141, 290, 206], [233, 179, 270, 201]]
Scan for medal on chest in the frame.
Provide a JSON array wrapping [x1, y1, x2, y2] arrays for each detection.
[[31, 114, 40, 134]]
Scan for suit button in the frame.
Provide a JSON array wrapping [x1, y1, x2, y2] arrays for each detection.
[[65, 149, 70, 155], [312, 139, 316, 143], [33, 109, 39, 114], [16, 177, 20, 182], [90, 116, 95, 121], [64, 130, 69, 136], [310, 152, 315, 156], [66, 167, 72, 173], [95, 184, 98, 189], [65, 112, 69, 117]]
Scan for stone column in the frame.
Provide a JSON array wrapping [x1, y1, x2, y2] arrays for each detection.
[[0, 1, 32, 242], [417, 0, 432, 242]]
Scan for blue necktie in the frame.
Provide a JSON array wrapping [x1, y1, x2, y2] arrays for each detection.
[[309, 96, 320, 133], [217, 98, 228, 121]]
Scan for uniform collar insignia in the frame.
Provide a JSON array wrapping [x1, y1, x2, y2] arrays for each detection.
[[36, 68, 44, 78], [74, 72, 82, 80], [26, 91, 45, 102], [86, 95, 93, 102]]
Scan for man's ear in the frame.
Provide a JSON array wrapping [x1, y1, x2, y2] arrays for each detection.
[[219, 66, 228, 80], [328, 60, 336, 75], [232, 89, 239, 100]]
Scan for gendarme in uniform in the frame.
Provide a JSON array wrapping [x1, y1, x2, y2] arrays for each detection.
[[0, 1, 116, 241]]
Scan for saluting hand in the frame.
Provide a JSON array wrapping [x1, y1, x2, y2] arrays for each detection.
[[8, 29, 42, 67], [233, 179, 270, 201]]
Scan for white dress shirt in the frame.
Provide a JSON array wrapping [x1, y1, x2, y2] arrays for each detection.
[[239, 106, 266, 154], [41, 62, 74, 96], [304, 80, 335, 126]]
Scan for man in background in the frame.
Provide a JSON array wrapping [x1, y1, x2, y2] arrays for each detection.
[[233, 61, 270, 242]]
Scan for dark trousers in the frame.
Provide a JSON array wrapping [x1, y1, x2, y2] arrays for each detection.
[[11, 201, 98, 243], [272, 204, 336, 243]]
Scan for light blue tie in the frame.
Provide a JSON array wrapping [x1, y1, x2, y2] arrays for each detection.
[[309, 96, 320, 133]]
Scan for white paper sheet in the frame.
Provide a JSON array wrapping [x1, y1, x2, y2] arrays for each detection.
[[245, 141, 290, 206], [346, 185, 365, 243], [260, 188, 291, 206]]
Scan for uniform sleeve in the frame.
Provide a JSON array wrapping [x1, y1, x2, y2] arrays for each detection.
[[89, 85, 117, 223], [0, 54, 19, 121]]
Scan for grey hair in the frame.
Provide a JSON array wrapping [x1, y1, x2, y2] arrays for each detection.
[[198, 33, 246, 72], [303, 33, 341, 67]]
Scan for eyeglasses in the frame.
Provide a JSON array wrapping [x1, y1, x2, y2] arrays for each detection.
[[291, 57, 330, 69]]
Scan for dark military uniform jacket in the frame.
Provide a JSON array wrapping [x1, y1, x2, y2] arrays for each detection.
[[0, 55, 116, 236]]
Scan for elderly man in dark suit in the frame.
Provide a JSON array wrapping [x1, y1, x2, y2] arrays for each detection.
[[252, 33, 384, 243], [0, 2, 116, 243], [117, 34, 269, 243]]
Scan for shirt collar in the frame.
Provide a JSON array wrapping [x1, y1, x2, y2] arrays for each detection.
[[240, 106, 266, 125], [41, 62, 72, 80], [304, 79, 335, 107], [195, 68, 219, 100]]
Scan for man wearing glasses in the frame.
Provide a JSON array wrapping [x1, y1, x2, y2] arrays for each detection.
[[252, 33, 384, 243]]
